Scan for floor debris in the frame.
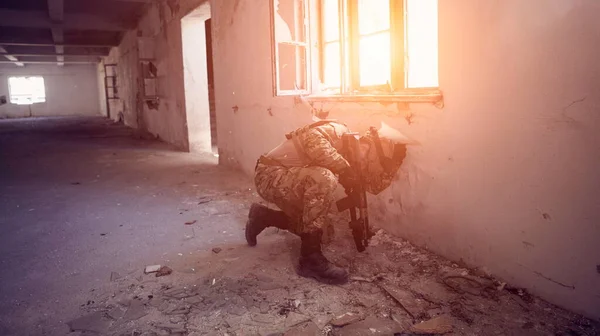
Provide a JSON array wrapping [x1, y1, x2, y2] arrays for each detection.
[[66, 224, 600, 336], [122, 300, 148, 322], [156, 266, 173, 277], [284, 311, 311, 328], [107, 306, 126, 320], [144, 265, 161, 274], [334, 315, 402, 336], [67, 311, 110, 334], [441, 274, 491, 296], [409, 315, 454, 334], [284, 321, 320, 336], [380, 283, 429, 319], [110, 271, 122, 282], [330, 312, 363, 327], [184, 220, 197, 225]]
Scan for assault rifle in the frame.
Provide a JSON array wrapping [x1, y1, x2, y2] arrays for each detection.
[[336, 132, 374, 252]]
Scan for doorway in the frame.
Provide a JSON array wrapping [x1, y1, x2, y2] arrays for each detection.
[[181, 3, 216, 153]]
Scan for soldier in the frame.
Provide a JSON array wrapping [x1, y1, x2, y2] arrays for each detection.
[[245, 119, 408, 284]]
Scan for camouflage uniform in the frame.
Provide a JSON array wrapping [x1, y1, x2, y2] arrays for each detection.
[[253, 121, 403, 234], [246, 120, 406, 284], [253, 121, 351, 235]]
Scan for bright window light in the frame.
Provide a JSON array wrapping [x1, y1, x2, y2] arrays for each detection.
[[316, 0, 439, 92], [8, 76, 46, 105]]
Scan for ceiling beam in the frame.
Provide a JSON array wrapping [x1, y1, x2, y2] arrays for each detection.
[[48, 0, 64, 22], [48, 0, 65, 66], [2, 53, 106, 58], [51, 27, 66, 66], [0, 60, 97, 64], [0, 42, 117, 48], [0, 9, 131, 31], [4, 55, 100, 62], [104, 0, 157, 2], [0, 46, 24, 66]]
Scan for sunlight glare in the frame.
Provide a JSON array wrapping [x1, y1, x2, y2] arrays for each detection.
[[358, 0, 390, 87]]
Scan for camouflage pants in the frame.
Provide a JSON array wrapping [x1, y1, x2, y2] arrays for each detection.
[[254, 163, 338, 235]]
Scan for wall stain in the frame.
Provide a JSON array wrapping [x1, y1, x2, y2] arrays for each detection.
[[230, 0, 241, 26], [405, 112, 415, 125], [522, 241, 535, 249], [167, 0, 180, 16]]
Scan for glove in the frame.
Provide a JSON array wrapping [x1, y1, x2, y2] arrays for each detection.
[[338, 167, 357, 190], [381, 144, 407, 173]]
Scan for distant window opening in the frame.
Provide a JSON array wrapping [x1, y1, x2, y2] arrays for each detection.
[[8, 76, 46, 105]]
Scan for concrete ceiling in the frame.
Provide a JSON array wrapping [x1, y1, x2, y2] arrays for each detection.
[[0, 0, 154, 66]]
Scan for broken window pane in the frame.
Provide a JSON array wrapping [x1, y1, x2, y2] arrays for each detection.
[[274, 0, 306, 43], [406, 0, 439, 88], [277, 43, 307, 91], [272, 0, 309, 95], [359, 32, 391, 87]]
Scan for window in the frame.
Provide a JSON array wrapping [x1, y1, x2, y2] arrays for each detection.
[[8, 76, 46, 105], [271, 0, 440, 102]]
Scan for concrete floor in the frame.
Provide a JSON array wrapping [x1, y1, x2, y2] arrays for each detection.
[[0, 117, 253, 335]]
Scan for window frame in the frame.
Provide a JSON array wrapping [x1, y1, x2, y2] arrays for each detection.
[[270, 0, 443, 105], [270, 0, 313, 97]]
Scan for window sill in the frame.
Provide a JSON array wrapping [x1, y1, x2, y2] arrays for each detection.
[[303, 89, 444, 107]]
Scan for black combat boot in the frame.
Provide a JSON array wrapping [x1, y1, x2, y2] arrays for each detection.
[[298, 229, 349, 284], [245, 203, 292, 246]]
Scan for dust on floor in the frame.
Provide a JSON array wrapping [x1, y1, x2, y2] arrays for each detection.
[[66, 215, 599, 336]]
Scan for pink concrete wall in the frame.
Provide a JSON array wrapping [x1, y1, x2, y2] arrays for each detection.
[[211, 0, 600, 319]]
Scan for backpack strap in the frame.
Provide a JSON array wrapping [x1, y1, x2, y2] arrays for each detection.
[[285, 119, 343, 140]]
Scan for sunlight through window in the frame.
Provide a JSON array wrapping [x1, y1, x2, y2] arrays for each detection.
[[316, 0, 439, 92], [358, 0, 391, 87], [8, 76, 46, 105], [322, 0, 341, 88]]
